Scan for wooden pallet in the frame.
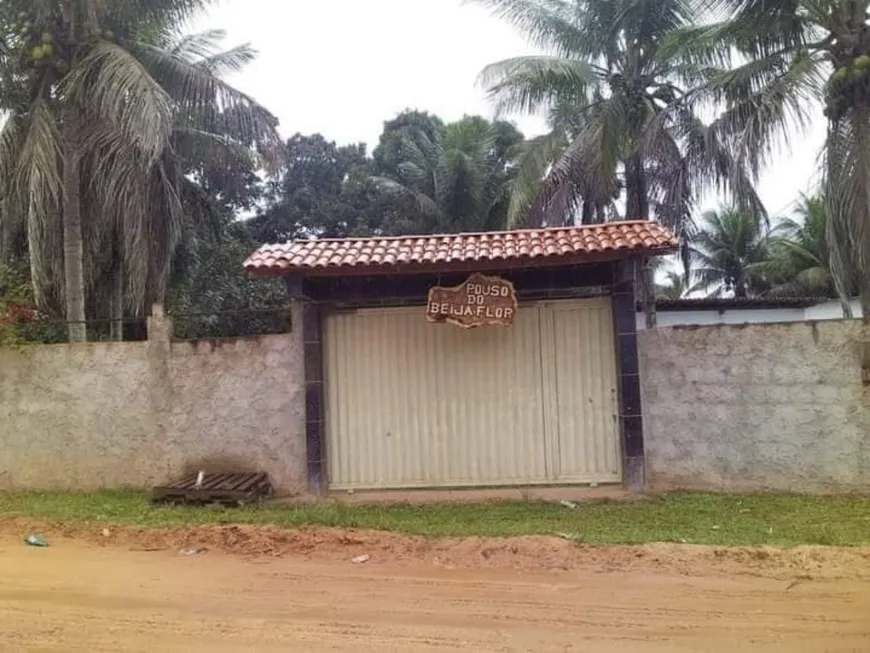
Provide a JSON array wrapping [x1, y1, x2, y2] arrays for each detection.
[[151, 472, 273, 506]]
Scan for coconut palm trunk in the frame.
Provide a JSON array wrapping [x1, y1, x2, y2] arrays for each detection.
[[59, 0, 88, 343], [62, 103, 87, 343], [827, 105, 870, 320], [624, 153, 656, 327], [625, 155, 650, 221], [109, 256, 124, 340]]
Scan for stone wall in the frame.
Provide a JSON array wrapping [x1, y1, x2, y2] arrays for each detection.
[[0, 306, 305, 493], [639, 320, 870, 493]]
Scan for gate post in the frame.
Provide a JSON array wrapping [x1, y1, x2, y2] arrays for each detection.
[[612, 260, 646, 492]]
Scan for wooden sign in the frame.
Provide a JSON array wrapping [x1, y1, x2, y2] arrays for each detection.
[[425, 273, 517, 328]]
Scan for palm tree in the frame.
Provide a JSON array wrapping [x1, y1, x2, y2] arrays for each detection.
[[751, 193, 838, 298], [655, 270, 690, 299], [90, 28, 280, 338], [470, 0, 765, 326], [685, 0, 870, 316], [372, 115, 524, 234], [507, 94, 621, 226], [0, 0, 281, 341], [690, 207, 771, 297], [655, 267, 709, 299]]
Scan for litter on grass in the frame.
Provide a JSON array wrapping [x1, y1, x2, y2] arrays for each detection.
[[24, 533, 49, 547]]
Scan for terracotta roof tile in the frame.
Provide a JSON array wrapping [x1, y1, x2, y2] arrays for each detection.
[[244, 221, 677, 276]]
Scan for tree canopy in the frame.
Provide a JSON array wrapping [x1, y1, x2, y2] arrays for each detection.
[[470, 0, 764, 236], [2, 0, 868, 342], [0, 0, 282, 341], [676, 0, 870, 314]]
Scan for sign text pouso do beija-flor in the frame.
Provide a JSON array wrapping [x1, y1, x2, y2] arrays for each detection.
[[425, 273, 518, 328]]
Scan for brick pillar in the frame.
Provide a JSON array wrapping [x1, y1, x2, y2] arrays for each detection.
[[612, 260, 645, 492], [146, 303, 172, 345], [301, 301, 326, 494]]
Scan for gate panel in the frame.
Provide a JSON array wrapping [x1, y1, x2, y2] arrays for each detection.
[[548, 299, 622, 482], [324, 305, 549, 490]]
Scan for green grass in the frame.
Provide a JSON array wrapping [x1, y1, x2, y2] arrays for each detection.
[[1, 491, 869, 547]]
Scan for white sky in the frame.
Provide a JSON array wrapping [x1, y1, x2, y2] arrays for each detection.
[[195, 0, 827, 220]]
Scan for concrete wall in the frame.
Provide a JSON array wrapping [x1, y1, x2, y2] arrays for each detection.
[[640, 320, 870, 493], [0, 306, 305, 493], [5, 304, 868, 496]]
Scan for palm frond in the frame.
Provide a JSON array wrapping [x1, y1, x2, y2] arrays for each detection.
[[824, 109, 870, 311], [102, 0, 212, 32], [615, 0, 697, 48], [693, 0, 820, 58], [436, 148, 489, 230], [479, 55, 598, 116], [464, 0, 589, 57], [195, 43, 258, 75], [705, 50, 825, 179], [65, 40, 174, 163], [172, 126, 262, 171], [163, 28, 258, 74], [506, 130, 569, 226], [169, 28, 229, 59], [9, 98, 63, 309], [527, 97, 623, 225], [0, 111, 24, 257], [688, 207, 770, 297], [645, 104, 768, 228], [126, 39, 283, 167], [370, 176, 446, 226], [144, 154, 186, 310]]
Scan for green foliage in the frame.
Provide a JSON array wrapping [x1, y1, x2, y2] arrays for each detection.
[[0, 260, 65, 345], [0, 262, 28, 346], [372, 110, 445, 180], [0, 0, 283, 342], [684, 195, 846, 301], [5, 1, 868, 334], [162, 130, 290, 339], [168, 223, 289, 340], [687, 0, 870, 312], [248, 133, 388, 242], [250, 114, 527, 243], [654, 269, 706, 300], [751, 194, 840, 298], [369, 111, 525, 233], [689, 208, 771, 298], [471, 0, 764, 233]]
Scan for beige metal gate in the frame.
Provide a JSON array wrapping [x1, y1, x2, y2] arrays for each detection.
[[323, 299, 621, 490]]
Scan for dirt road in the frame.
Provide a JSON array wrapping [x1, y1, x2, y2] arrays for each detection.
[[0, 526, 868, 652]]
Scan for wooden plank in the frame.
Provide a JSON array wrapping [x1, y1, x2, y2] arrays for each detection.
[[236, 473, 267, 492], [224, 474, 253, 492], [173, 473, 199, 490], [151, 471, 273, 506], [201, 473, 228, 490]]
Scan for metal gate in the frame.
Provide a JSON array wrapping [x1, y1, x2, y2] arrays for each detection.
[[323, 298, 621, 490]]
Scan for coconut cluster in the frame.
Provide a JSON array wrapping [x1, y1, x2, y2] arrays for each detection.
[[3, 10, 117, 76], [824, 54, 870, 120], [4, 11, 65, 73]]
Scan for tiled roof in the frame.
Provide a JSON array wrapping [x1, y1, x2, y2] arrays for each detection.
[[244, 221, 677, 276]]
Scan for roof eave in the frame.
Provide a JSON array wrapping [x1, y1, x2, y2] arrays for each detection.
[[243, 244, 676, 279]]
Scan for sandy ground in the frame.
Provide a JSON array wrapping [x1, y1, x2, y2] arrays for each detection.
[[0, 521, 868, 652]]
